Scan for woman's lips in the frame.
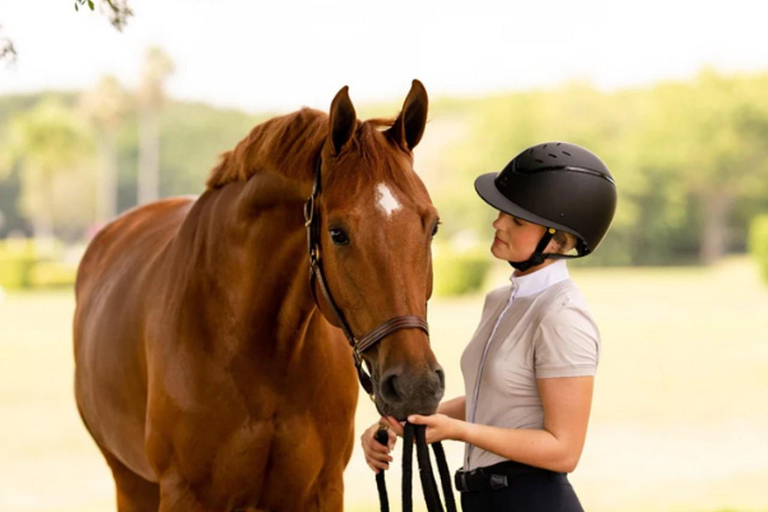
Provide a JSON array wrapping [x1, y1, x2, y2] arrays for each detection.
[[494, 235, 507, 246]]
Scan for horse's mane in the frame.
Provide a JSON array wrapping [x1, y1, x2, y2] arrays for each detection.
[[205, 107, 399, 190]]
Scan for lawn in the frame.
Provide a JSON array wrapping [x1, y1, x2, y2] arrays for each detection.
[[1, 257, 767, 512]]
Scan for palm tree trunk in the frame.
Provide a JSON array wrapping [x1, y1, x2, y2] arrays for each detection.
[[98, 132, 118, 222], [138, 106, 159, 204], [699, 190, 733, 265]]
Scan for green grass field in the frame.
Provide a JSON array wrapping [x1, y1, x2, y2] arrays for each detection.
[[1, 257, 767, 512]]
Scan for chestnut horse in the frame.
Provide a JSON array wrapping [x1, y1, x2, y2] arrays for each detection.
[[73, 80, 445, 512]]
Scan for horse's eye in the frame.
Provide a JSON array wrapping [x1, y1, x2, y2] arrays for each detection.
[[330, 228, 350, 246], [431, 222, 440, 238]]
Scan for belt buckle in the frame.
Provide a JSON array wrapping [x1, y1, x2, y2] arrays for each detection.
[[489, 474, 508, 490], [454, 469, 471, 493]]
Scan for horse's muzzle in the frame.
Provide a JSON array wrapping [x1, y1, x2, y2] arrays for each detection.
[[375, 365, 445, 420]]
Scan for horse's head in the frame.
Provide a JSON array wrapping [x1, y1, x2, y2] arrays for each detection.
[[312, 80, 444, 419]]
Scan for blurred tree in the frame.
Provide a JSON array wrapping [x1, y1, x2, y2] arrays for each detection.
[[80, 75, 129, 223], [0, 98, 95, 241], [137, 46, 174, 204], [440, 73, 768, 266], [640, 69, 768, 264], [74, 0, 133, 31], [0, 24, 15, 64]]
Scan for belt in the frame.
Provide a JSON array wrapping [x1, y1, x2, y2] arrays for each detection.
[[454, 460, 559, 493]]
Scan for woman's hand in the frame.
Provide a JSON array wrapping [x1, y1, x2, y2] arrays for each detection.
[[407, 413, 466, 444], [360, 422, 397, 474], [379, 416, 406, 437]]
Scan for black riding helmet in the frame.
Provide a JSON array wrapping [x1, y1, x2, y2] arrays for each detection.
[[474, 141, 617, 272]]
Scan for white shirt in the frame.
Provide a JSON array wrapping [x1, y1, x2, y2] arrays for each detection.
[[460, 260, 601, 470]]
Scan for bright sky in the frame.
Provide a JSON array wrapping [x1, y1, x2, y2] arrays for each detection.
[[2, 0, 768, 113]]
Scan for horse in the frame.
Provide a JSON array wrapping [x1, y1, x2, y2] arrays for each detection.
[[73, 79, 445, 512]]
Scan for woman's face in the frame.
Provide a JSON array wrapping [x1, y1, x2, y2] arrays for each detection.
[[490, 211, 547, 263]]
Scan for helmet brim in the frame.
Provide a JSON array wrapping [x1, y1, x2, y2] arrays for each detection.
[[474, 172, 557, 228], [474, 171, 589, 253]]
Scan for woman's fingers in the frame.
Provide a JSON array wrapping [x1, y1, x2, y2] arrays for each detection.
[[361, 422, 395, 474], [382, 416, 406, 436], [365, 445, 393, 473], [368, 449, 393, 464]]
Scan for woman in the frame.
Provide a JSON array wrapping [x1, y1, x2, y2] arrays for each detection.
[[361, 141, 617, 511]]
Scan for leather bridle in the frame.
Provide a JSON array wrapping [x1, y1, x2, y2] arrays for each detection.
[[303, 156, 430, 401]]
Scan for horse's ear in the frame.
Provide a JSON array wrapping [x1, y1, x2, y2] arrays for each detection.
[[328, 85, 357, 155], [387, 79, 429, 151]]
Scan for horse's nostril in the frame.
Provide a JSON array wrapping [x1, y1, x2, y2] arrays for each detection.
[[380, 373, 402, 403], [435, 368, 446, 390]]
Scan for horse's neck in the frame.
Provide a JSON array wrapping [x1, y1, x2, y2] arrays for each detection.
[[170, 175, 320, 352]]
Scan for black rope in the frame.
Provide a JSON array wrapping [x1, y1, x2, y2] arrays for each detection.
[[374, 428, 390, 512], [402, 423, 415, 512], [415, 425, 443, 512], [431, 440, 457, 512], [374, 422, 457, 512]]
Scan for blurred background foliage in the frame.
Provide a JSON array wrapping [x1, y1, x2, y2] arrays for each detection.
[[1, 64, 768, 293]]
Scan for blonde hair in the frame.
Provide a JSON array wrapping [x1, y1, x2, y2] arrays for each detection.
[[552, 230, 578, 254]]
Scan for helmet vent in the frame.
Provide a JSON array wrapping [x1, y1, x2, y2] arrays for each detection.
[[535, 159, 543, 163], [548, 153, 557, 158], [562, 151, 572, 156]]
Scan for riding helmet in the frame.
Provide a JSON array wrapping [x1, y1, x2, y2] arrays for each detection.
[[474, 141, 617, 269]]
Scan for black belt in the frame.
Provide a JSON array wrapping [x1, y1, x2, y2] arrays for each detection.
[[454, 460, 561, 493]]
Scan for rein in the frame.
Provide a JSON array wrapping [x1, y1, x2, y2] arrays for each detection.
[[375, 423, 456, 512], [303, 156, 456, 511]]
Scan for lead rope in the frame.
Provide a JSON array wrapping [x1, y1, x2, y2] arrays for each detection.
[[375, 423, 457, 512]]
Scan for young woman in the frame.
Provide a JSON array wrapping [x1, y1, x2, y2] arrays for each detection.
[[361, 141, 617, 511]]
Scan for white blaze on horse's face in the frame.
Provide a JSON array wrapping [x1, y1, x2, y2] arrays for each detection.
[[375, 183, 402, 219]]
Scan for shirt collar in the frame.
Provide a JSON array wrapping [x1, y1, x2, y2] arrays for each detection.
[[508, 259, 569, 298]]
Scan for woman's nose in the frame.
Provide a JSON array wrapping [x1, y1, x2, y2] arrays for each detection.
[[492, 211, 504, 229]]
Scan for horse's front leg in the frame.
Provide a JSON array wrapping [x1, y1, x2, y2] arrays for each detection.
[[313, 468, 345, 512]]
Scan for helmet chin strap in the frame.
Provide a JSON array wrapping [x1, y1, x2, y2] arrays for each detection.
[[508, 228, 557, 272]]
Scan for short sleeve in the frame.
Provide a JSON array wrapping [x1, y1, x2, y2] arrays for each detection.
[[534, 304, 601, 378]]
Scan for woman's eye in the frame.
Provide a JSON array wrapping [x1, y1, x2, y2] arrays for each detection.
[[329, 228, 350, 246]]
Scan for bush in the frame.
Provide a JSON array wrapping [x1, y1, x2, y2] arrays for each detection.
[[0, 239, 78, 290], [0, 239, 38, 290], [433, 244, 491, 297], [29, 260, 78, 288], [748, 214, 768, 285]]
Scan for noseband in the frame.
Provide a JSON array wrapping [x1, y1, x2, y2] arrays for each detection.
[[303, 157, 429, 401]]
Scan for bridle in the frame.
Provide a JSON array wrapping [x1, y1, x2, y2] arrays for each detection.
[[303, 155, 456, 512], [303, 156, 430, 402]]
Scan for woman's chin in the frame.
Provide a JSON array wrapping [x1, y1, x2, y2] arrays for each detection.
[[490, 242, 510, 261]]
